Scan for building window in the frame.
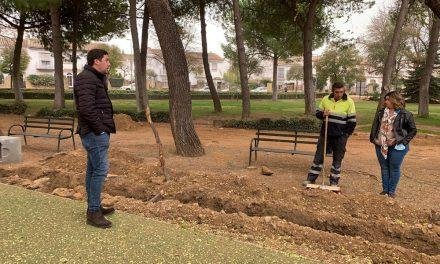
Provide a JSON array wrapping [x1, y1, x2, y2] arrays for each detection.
[[41, 60, 51, 66], [211, 62, 217, 71], [277, 67, 285, 80], [66, 73, 73, 87]]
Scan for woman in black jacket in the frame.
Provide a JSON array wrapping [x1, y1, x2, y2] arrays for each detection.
[[370, 91, 417, 198]]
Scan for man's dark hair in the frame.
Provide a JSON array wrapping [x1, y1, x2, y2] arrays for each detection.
[[332, 82, 345, 90], [87, 49, 108, 66]]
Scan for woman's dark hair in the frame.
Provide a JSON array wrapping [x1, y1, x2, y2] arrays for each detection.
[[87, 49, 108, 66], [384, 91, 405, 109]]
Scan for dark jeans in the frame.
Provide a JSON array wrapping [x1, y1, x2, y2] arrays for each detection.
[[307, 134, 348, 184], [375, 145, 409, 195], [80, 132, 110, 212]]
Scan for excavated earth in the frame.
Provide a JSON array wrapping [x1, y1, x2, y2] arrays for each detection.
[[1, 113, 439, 263]]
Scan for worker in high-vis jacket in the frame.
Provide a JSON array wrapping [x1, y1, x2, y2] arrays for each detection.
[[303, 82, 357, 187]]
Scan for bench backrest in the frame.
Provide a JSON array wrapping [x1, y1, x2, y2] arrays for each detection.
[[256, 129, 320, 150], [24, 116, 74, 134]]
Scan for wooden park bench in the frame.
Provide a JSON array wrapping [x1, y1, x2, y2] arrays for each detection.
[[248, 128, 331, 166], [8, 116, 76, 152]]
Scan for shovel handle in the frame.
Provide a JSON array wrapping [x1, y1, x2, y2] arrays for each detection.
[[322, 115, 329, 185]]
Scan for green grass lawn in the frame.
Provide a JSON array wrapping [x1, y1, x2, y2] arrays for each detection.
[[0, 183, 310, 264], [1, 98, 439, 132]]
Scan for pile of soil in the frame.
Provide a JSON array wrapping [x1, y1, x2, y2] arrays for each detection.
[[114, 113, 143, 131], [0, 114, 439, 263]]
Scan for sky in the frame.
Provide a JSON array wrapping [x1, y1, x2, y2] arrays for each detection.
[[109, 0, 393, 57]]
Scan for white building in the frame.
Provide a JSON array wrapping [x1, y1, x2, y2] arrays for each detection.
[[0, 37, 229, 90]]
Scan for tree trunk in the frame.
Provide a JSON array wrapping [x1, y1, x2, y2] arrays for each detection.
[[72, 0, 79, 80], [51, 5, 65, 110], [200, 0, 222, 112], [232, 0, 250, 119], [379, 0, 410, 109], [302, 0, 318, 115], [129, 0, 146, 112], [148, 0, 204, 157], [272, 54, 278, 101], [418, 15, 440, 117], [426, 0, 440, 19], [11, 16, 25, 103], [140, 2, 149, 99]]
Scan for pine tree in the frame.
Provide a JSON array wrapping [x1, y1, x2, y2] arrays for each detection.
[[403, 62, 440, 103]]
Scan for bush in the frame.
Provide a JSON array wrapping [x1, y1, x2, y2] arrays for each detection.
[[35, 107, 76, 118], [0, 89, 329, 100], [27, 74, 55, 87], [219, 117, 320, 132], [33, 107, 170, 123], [114, 110, 170, 123], [0, 102, 27, 114], [109, 77, 124, 88]]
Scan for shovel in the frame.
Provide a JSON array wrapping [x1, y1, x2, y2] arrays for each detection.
[[306, 114, 341, 192]]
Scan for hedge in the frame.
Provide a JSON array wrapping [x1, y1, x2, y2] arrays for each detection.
[[218, 117, 320, 132], [0, 102, 27, 114], [0, 89, 328, 100], [33, 107, 170, 123], [27, 74, 55, 87]]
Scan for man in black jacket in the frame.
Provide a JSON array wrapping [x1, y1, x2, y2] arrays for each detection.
[[74, 49, 116, 228]]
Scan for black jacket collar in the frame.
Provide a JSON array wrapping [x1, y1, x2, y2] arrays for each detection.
[[329, 93, 348, 101], [84, 65, 106, 79]]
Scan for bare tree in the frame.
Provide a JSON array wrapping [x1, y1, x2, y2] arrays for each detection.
[[232, 0, 250, 119], [148, 0, 204, 157], [419, 15, 440, 117], [379, 0, 411, 109], [51, 3, 65, 110]]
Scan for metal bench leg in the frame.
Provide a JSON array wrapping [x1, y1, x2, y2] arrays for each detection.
[[57, 138, 61, 152]]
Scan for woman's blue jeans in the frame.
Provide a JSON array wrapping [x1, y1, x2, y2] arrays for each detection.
[[375, 145, 409, 195], [80, 132, 110, 212]]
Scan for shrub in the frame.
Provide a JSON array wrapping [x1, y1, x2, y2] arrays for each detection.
[[219, 117, 320, 132], [33, 107, 171, 123], [27, 74, 55, 87], [35, 107, 76, 118], [0, 102, 27, 114]]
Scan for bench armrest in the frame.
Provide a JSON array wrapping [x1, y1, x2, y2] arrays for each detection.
[[57, 128, 74, 138], [8, 124, 25, 135]]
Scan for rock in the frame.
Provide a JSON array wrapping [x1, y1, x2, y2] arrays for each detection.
[[427, 224, 433, 229], [72, 192, 84, 200], [261, 166, 273, 176], [29, 177, 50, 189], [52, 188, 75, 198], [246, 166, 257, 170], [73, 185, 85, 194], [264, 216, 271, 223], [102, 196, 119, 207]]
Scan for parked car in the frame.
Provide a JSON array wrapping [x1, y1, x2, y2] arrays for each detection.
[[251, 86, 267, 93], [120, 83, 135, 91]]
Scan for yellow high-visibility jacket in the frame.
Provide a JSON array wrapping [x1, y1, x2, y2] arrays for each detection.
[[316, 93, 356, 136]]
